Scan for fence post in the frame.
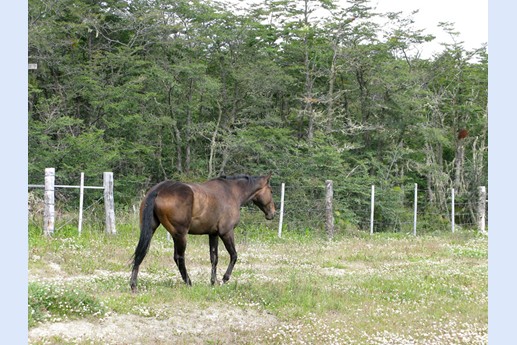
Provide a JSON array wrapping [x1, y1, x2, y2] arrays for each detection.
[[278, 183, 285, 238], [325, 180, 334, 239], [44, 168, 55, 236], [451, 188, 455, 233], [478, 186, 487, 233], [103, 172, 116, 234], [78, 172, 84, 235], [370, 185, 375, 235], [413, 183, 418, 236]]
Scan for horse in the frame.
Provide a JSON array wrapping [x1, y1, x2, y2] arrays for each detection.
[[130, 173, 275, 292]]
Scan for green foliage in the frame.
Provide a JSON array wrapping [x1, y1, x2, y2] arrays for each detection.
[[29, 0, 487, 228]]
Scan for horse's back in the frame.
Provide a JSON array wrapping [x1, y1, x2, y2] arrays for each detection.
[[147, 178, 240, 235], [187, 180, 241, 234]]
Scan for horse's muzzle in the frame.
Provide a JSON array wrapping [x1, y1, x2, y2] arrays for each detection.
[[265, 212, 275, 220]]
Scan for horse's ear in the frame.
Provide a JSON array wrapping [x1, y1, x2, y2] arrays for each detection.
[[266, 171, 272, 182]]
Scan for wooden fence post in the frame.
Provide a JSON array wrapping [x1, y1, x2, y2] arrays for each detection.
[[478, 186, 487, 233], [370, 185, 375, 235], [278, 183, 285, 238], [103, 172, 116, 234], [44, 168, 55, 236], [325, 180, 334, 239]]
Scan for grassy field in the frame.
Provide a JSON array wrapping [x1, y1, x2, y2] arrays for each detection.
[[28, 223, 487, 344]]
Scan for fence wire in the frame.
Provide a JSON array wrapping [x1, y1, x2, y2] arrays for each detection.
[[28, 187, 106, 235], [28, 180, 487, 236]]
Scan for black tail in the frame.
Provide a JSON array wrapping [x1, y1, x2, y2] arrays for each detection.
[[131, 190, 159, 268]]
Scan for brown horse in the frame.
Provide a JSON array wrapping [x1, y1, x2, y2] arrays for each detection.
[[130, 173, 275, 292]]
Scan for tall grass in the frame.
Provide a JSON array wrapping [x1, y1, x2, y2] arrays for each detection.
[[28, 211, 487, 344]]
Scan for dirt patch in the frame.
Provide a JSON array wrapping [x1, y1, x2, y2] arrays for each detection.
[[29, 265, 279, 344], [29, 306, 278, 344]]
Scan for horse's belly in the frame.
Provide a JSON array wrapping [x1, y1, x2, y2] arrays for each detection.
[[188, 218, 217, 235]]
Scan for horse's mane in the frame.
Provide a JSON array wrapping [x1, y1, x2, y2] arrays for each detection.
[[217, 174, 251, 181], [216, 174, 260, 184]]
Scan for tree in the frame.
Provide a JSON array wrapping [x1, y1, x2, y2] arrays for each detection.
[[28, 0, 488, 229]]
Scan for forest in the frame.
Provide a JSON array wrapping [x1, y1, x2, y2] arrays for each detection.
[[28, 0, 488, 231]]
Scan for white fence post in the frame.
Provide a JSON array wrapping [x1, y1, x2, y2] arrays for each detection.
[[451, 188, 455, 233], [78, 172, 85, 235], [478, 186, 487, 233], [277, 183, 285, 238], [413, 183, 418, 236], [370, 185, 375, 235], [103, 172, 116, 234], [44, 168, 55, 236], [325, 180, 334, 239]]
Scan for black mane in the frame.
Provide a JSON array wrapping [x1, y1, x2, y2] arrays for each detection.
[[218, 174, 249, 180], [217, 174, 261, 184]]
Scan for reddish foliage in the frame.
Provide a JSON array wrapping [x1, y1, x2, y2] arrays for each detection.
[[458, 129, 468, 139]]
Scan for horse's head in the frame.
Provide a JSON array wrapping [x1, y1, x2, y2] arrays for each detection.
[[252, 172, 276, 220]]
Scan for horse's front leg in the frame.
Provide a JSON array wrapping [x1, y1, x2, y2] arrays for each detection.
[[220, 231, 238, 283], [209, 234, 220, 285], [173, 234, 192, 286]]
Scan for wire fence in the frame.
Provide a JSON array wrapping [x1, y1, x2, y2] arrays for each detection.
[[28, 176, 488, 237], [28, 189, 106, 236], [237, 181, 488, 237]]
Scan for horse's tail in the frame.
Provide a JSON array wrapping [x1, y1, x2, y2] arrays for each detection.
[[131, 189, 159, 268]]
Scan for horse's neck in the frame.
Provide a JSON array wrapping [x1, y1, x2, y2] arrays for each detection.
[[232, 179, 260, 205]]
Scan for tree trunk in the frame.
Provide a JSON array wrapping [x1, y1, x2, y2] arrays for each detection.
[[454, 138, 465, 194], [157, 131, 168, 180], [326, 42, 338, 133], [303, 0, 315, 143], [208, 101, 223, 178], [230, 83, 240, 126], [185, 79, 194, 175], [168, 85, 183, 173], [218, 148, 229, 176], [425, 141, 449, 213], [356, 67, 371, 148]]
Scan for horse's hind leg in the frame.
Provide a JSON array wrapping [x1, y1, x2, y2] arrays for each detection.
[[209, 234, 219, 285], [220, 231, 238, 283], [172, 234, 192, 286]]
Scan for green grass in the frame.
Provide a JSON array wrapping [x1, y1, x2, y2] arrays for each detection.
[[28, 282, 107, 327], [28, 222, 488, 344]]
